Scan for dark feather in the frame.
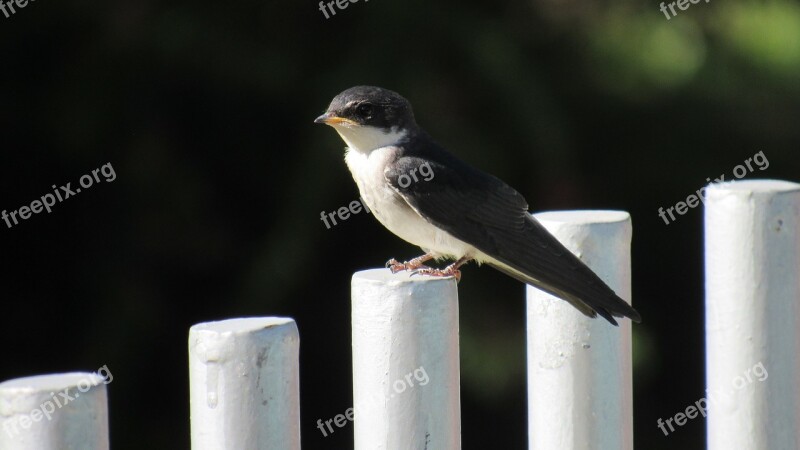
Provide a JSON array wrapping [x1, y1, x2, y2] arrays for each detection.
[[384, 132, 641, 325]]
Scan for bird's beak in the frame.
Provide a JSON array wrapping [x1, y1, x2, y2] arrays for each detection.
[[314, 112, 358, 126]]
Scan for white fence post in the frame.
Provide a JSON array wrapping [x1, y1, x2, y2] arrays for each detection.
[[0, 373, 109, 450], [705, 180, 800, 449], [351, 269, 461, 450], [189, 317, 300, 450], [527, 211, 634, 450]]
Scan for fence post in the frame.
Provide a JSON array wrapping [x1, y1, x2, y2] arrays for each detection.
[[0, 372, 109, 450], [705, 180, 800, 449], [189, 317, 300, 450], [351, 269, 460, 450], [526, 211, 634, 450]]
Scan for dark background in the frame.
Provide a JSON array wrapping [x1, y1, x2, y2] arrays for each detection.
[[1, 0, 799, 448]]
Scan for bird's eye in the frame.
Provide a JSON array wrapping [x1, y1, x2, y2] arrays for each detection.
[[356, 103, 373, 119]]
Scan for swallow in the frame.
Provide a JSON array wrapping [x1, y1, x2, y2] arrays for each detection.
[[315, 86, 640, 325]]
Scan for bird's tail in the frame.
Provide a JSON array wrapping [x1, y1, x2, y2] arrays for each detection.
[[489, 261, 640, 326], [485, 215, 641, 326]]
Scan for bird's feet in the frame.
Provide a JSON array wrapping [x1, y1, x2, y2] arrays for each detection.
[[385, 253, 435, 273], [385, 256, 432, 274], [387, 254, 470, 282], [409, 256, 473, 283], [411, 265, 462, 282]]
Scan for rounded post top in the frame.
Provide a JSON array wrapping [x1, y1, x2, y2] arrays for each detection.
[[706, 179, 800, 195], [0, 372, 105, 392], [533, 210, 630, 226], [352, 268, 457, 285], [190, 317, 296, 334]]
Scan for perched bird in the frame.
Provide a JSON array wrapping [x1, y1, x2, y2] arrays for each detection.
[[315, 86, 641, 325]]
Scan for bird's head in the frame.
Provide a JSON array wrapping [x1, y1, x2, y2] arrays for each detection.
[[315, 86, 417, 152]]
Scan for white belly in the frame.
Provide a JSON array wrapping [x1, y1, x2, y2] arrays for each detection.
[[344, 146, 476, 259]]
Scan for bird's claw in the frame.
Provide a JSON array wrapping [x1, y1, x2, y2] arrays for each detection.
[[385, 258, 409, 273], [410, 267, 462, 282], [386, 258, 427, 273], [385, 258, 431, 274]]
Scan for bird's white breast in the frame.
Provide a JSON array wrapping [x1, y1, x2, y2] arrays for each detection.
[[342, 134, 477, 259]]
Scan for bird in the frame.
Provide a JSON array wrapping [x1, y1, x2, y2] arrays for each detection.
[[314, 86, 641, 325]]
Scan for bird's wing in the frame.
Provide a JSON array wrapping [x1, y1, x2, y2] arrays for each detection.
[[384, 146, 641, 325]]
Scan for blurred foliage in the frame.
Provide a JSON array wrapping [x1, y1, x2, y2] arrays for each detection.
[[1, 0, 798, 449], [587, 13, 707, 98]]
